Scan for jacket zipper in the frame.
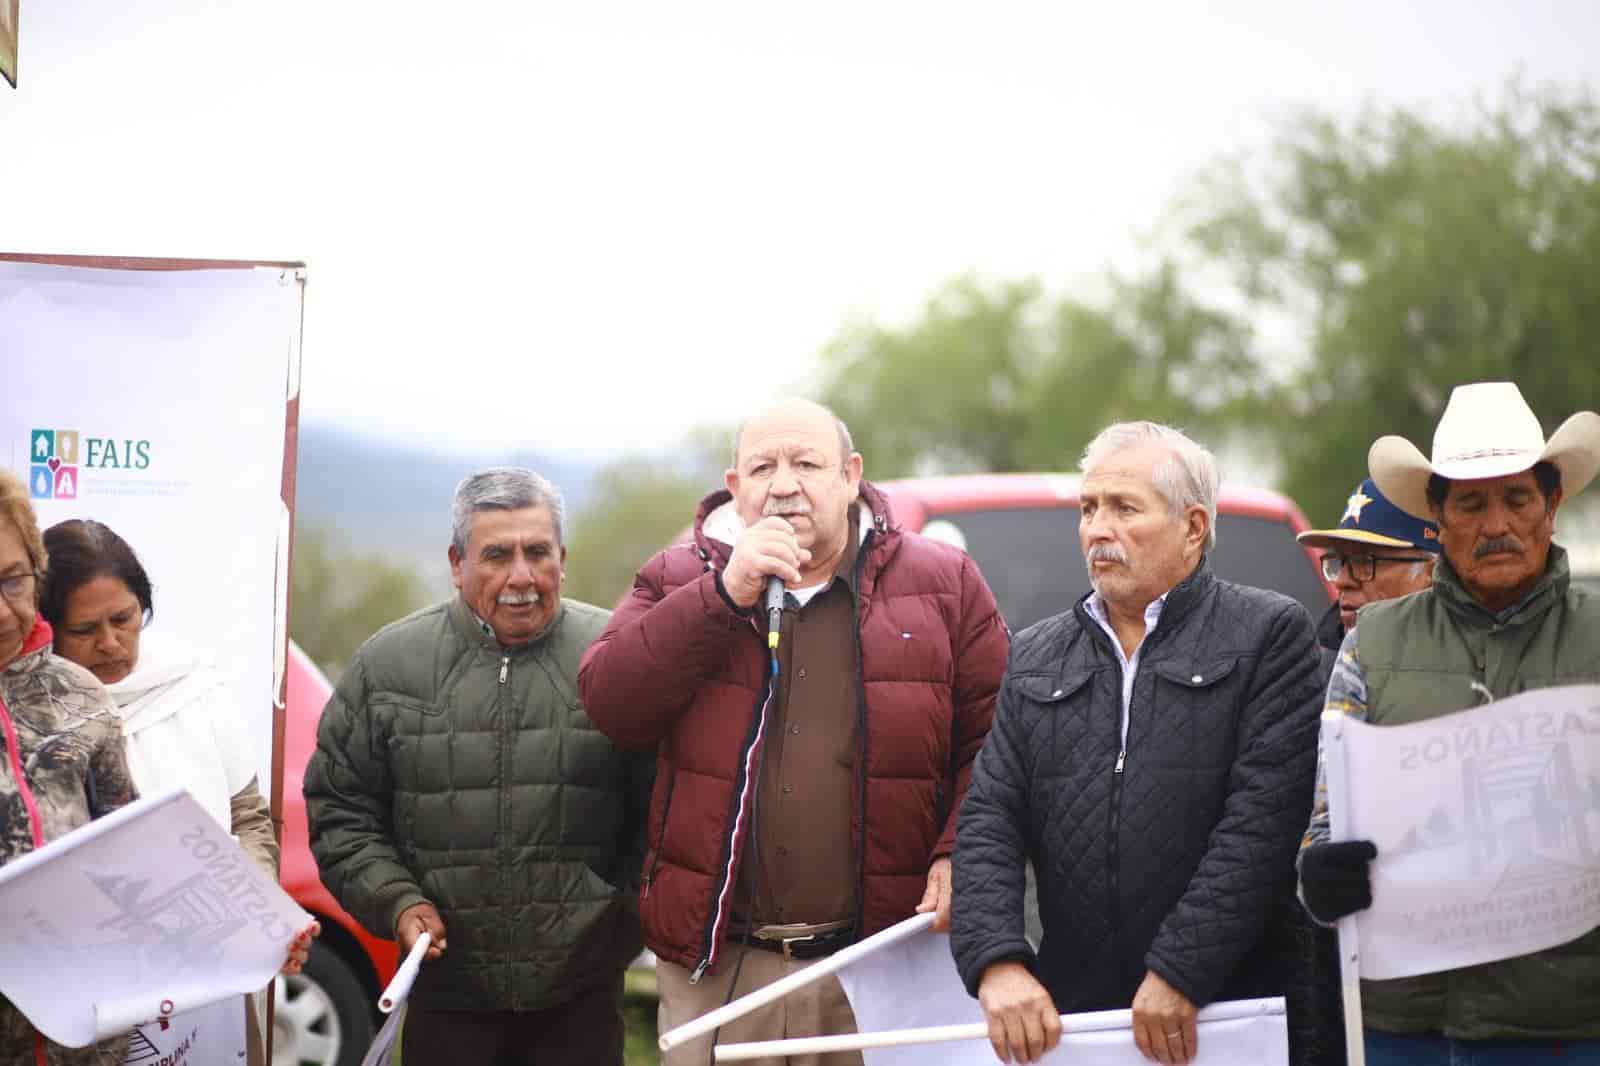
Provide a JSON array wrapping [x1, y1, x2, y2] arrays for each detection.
[[850, 529, 875, 944], [1075, 570, 1204, 957], [1107, 667, 1126, 939], [1079, 601, 1171, 947], [495, 652, 513, 1002], [690, 625, 776, 983]]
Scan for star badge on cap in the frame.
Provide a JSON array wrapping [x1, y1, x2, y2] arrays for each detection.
[[1342, 490, 1373, 523]]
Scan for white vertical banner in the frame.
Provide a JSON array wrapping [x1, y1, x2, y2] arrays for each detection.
[[0, 256, 304, 797]]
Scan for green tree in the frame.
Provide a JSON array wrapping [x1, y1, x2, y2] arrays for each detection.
[[816, 271, 1256, 479], [562, 458, 710, 610], [1180, 81, 1600, 523], [290, 524, 431, 680], [817, 83, 1600, 530]]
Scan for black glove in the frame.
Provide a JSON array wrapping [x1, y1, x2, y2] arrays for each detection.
[[1299, 840, 1377, 924]]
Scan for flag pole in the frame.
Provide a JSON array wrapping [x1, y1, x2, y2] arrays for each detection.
[[379, 933, 430, 1013], [658, 912, 936, 1053], [1321, 710, 1367, 1066], [357, 934, 430, 1066], [712, 997, 1286, 1061]]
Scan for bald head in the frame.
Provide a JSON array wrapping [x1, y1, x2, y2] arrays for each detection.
[[732, 398, 854, 470]]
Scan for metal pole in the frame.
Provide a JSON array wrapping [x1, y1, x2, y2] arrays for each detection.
[[1321, 710, 1367, 1066], [713, 997, 1286, 1061], [658, 912, 937, 1053]]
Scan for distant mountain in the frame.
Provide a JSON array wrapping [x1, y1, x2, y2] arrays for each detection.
[[292, 422, 603, 592]]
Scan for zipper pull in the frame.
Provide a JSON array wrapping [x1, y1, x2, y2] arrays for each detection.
[[499, 656, 509, 685], [1114, 750, 1126, 774], [689, 958, 709, 984]]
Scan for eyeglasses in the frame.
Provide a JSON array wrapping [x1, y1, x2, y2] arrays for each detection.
[[1320, 553, 1432, 583], [0, 570, 39, 606]]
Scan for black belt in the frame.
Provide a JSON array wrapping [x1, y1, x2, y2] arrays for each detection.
[[731, 922, 856, 960]]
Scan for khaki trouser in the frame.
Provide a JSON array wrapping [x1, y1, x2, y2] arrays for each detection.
[[657, 945, 863, 1066]]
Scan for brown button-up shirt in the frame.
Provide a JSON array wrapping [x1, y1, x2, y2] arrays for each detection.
[[733, 513, 862, 927]]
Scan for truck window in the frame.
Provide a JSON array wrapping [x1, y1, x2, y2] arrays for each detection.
[[923, 507, 1328, 632]]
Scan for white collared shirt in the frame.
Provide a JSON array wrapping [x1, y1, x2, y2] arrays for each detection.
[[1085, 591, 1168, 750]]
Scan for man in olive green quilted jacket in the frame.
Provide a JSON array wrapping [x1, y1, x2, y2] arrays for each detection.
[[305, 468, 652, 1066]]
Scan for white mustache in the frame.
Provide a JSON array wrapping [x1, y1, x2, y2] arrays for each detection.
[[1086, 543, 1128, 565], [764, 496, 812, 518], [498, 591, 542, 606]]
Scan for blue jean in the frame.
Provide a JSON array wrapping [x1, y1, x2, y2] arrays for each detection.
[[1365, 1031, 1600, 1065]]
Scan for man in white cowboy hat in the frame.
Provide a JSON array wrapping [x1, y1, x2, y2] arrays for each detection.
[[1296, 381, 1600, 1065]]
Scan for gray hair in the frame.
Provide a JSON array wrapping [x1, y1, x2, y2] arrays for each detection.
[[730, 402, 856, 467], [450, 467, 565, 554], [1079, 422, 1219, 551]]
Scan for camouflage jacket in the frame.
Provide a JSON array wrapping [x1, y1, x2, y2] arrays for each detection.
[[0, 617, 138, 1065]]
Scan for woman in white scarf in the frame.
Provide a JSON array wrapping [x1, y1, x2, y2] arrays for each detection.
[[40, 519, 317, 1066]]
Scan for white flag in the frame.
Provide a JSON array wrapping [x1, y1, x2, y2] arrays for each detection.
[[1329, 684, 1600, 980], [357, 932, 433, 1066], [359, 1008, 406, 1066], [0, 788, 310, 1048], [834, 926, 1287, 1065]]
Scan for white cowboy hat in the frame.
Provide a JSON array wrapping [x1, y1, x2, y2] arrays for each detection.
[[1369, 381, 1600, 520]]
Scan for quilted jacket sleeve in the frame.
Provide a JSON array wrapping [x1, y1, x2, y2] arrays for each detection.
[[303, 653, 425, 938], [1143, 597, 1322, 1006], [950, 648, 1037, 997], [936, 553, 1009, 858], [578, 549, 748, 749]]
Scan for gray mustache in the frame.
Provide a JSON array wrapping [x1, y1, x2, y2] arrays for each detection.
[[764, 497, 812, 517], [1475, 536, 1524, 559], [1086, 543, 1128, 565]]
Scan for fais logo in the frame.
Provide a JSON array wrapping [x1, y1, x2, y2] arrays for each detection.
[[29, 428, 151, 500]]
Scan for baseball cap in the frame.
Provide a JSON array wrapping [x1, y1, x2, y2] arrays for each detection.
[[1297, 478, 1441, 554]]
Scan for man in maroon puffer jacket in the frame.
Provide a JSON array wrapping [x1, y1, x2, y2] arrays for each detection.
[[579, 397, 1009, 1065]]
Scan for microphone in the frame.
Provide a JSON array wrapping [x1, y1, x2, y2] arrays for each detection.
[[765, 575, 785, 653]]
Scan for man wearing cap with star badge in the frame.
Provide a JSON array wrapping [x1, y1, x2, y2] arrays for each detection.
[[1297, 479, 1441, 680], [1292, 480, 1440, 1066], [1297, 381, 1600, 1064]]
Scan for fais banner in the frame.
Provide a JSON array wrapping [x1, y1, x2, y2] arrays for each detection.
[[0, 256, 304, 796]]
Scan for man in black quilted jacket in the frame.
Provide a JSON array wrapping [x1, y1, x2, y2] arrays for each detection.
[[950, 422, 1324, 1066]]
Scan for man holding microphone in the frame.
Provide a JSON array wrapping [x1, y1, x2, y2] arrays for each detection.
[[579, 397, 1009, 1065]]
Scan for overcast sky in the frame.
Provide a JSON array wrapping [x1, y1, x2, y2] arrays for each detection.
[[4, 1, 1597, 459]]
